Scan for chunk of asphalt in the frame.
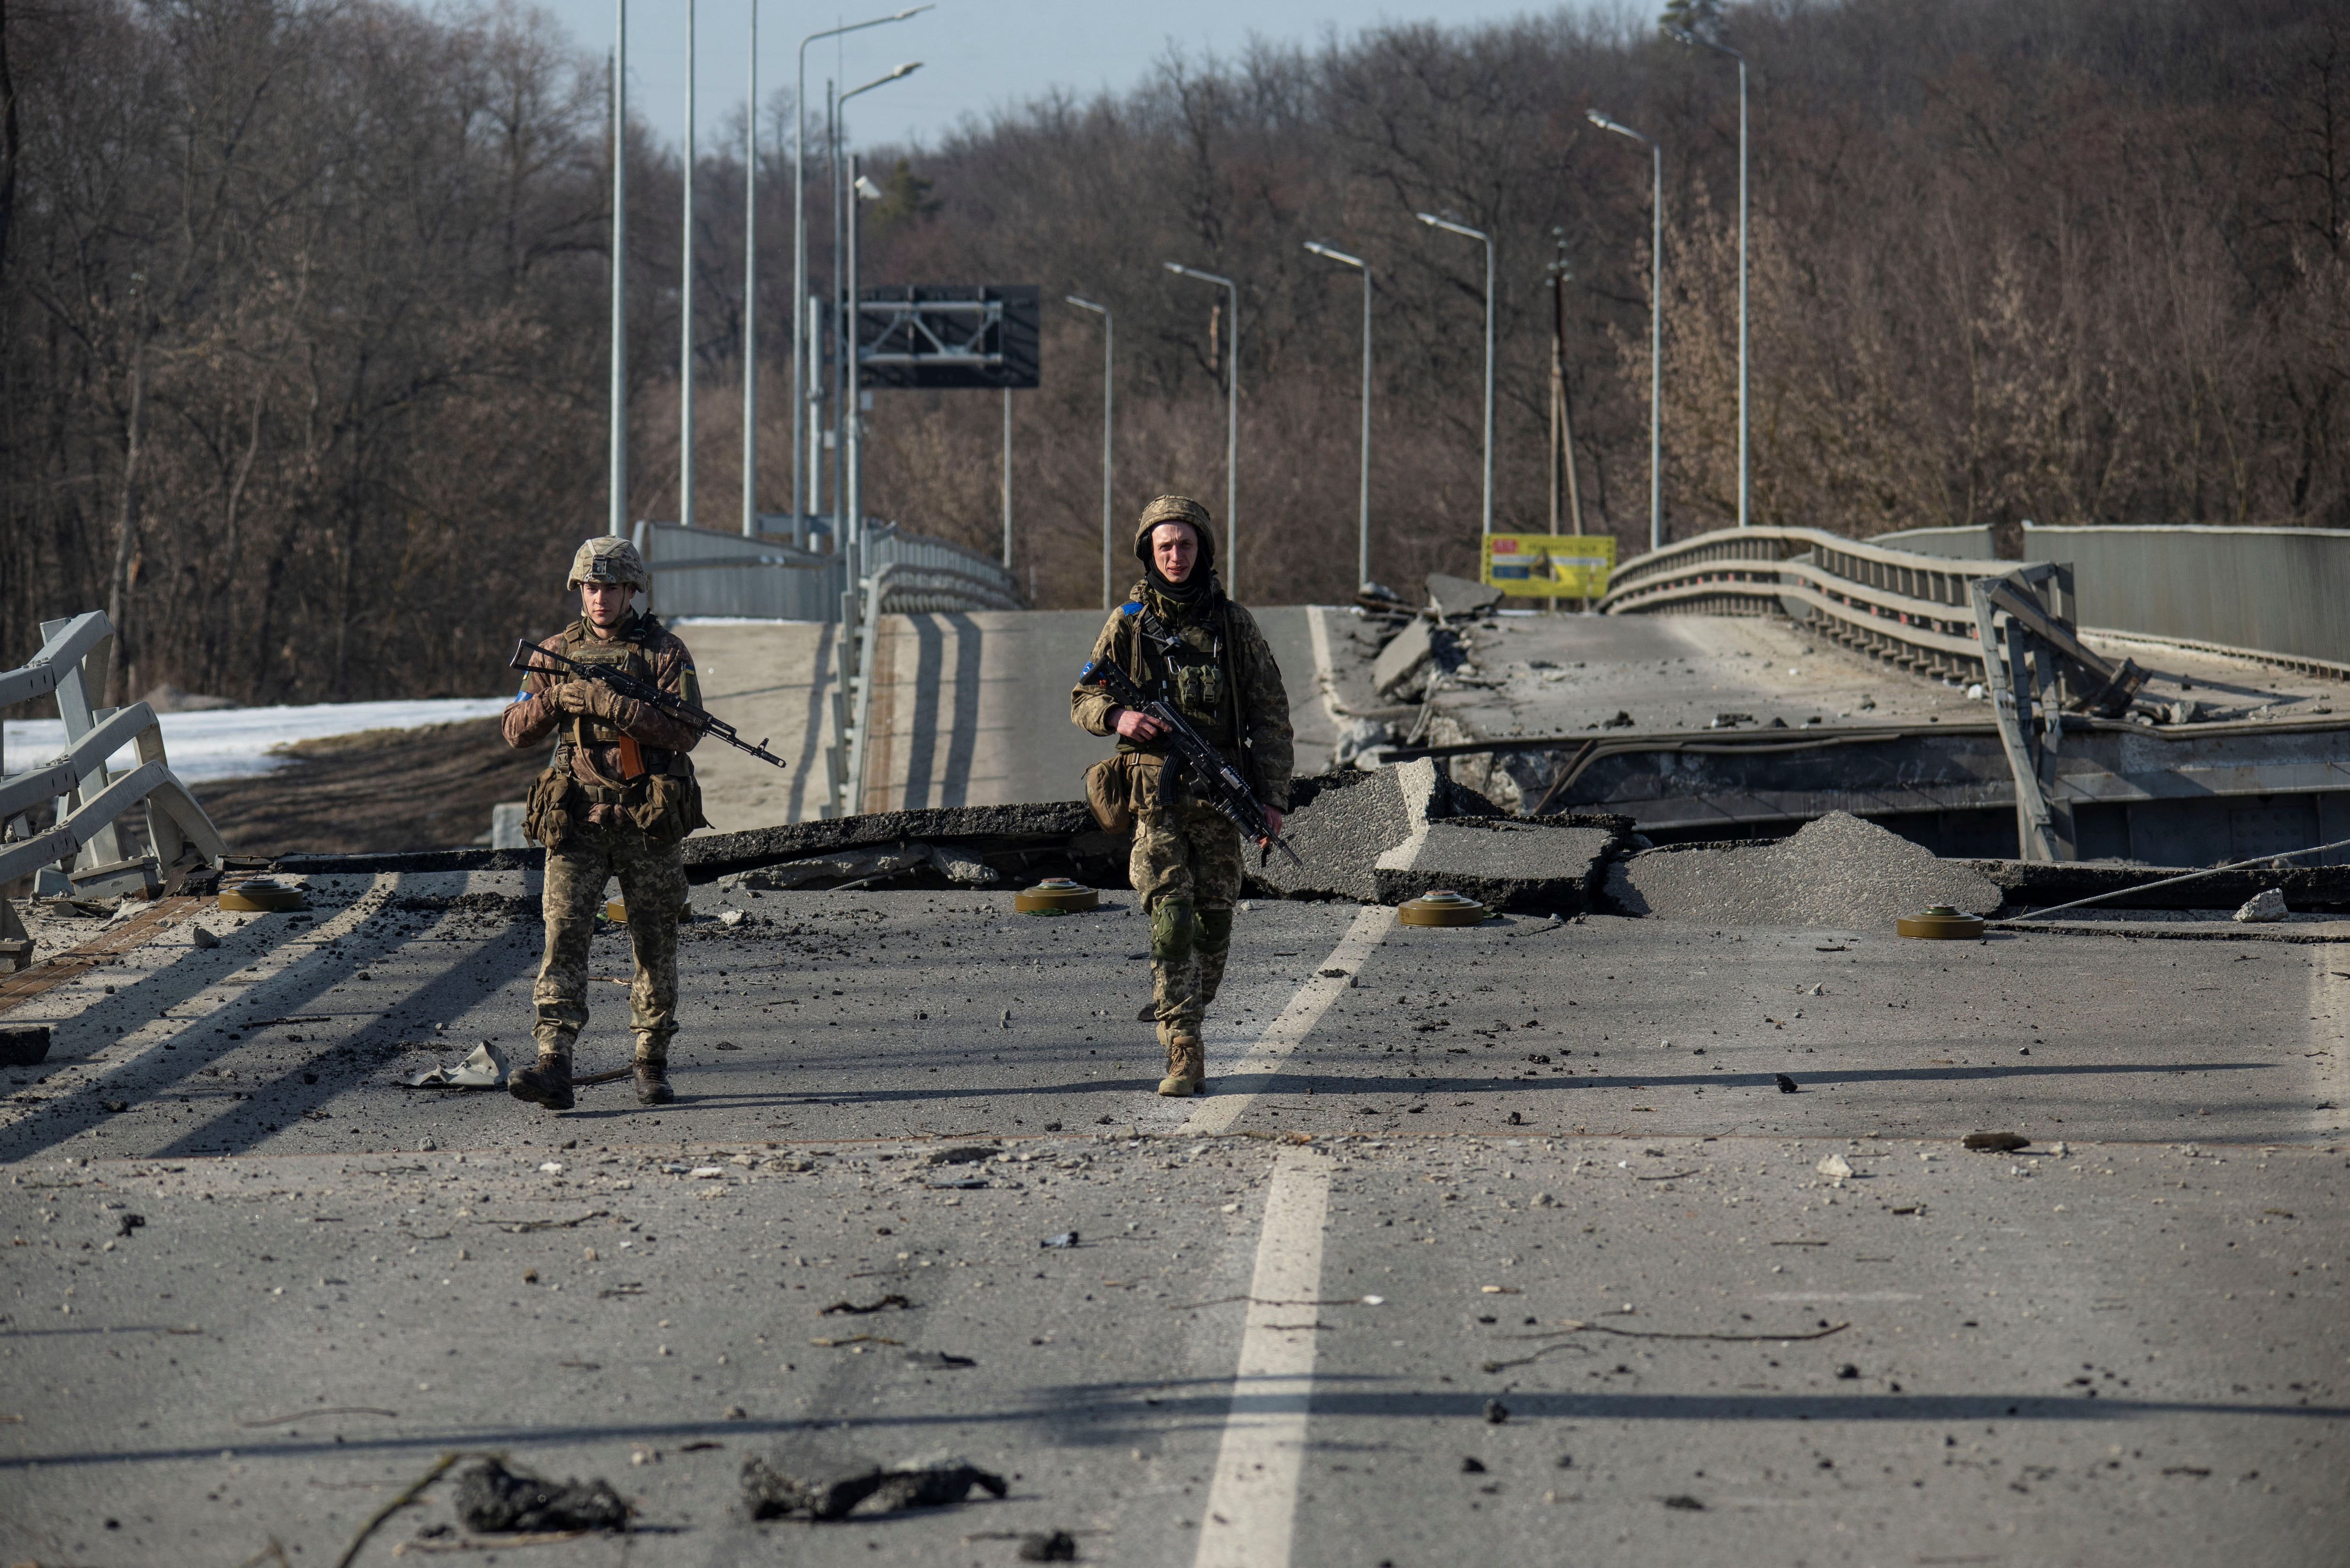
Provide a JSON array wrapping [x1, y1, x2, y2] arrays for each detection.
[[1018, 1529, 1081, 1562], [1962, 1131, 2029, 1152], [740, 1451, 1007, 1521], [925, 1145, 1000, 1167], [454, 1459, 629, 1533], [1249, 760, 1627, 913], [1606, 810, 2003, 927]]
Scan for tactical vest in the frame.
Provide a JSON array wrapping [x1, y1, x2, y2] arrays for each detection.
[[1116, 598, 1238, 750], [524, 614, 704, 850]]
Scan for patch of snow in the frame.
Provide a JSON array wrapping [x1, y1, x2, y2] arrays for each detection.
[[4, 697, 512, 783]]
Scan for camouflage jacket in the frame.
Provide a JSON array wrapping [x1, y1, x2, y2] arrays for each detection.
[[1070, 584, 1294, 810], [502, 611, 703, 792]]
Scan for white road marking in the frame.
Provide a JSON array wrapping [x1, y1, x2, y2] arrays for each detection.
[[1181, 904, 1388, 1137], [1192, 1145, 1331, 1568]]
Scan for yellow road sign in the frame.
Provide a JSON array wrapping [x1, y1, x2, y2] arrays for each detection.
[[1481, 534, 1615, 597]]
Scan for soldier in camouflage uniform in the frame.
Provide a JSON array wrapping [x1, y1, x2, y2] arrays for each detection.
[[501, 537, 706, 1110], [1071, 497, 1293, 1096]]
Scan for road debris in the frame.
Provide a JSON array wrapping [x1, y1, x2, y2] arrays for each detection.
[[2234, 888, 2288, 922], [1963, 1132, 2030, 1152], [454, 1458, 630, 1533], [403, 1044, 507, 1089], [1816, 1154, 1853, 1182], [1607, 811, 2001, 926], [1017, 1529, 1080, 1562], [1041, 1232, 1080, 1248], [1481, 1319, 1849, 1373], [741, 1450, 1009, 1521], [1776, 1074, 1799, 1093], [821, 1294, 913, 1316]]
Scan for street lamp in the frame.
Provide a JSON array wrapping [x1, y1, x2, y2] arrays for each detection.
[[608, 0, 627, 536], [679, 0, 695, 530], [1415, 213, 1494, 538], [1587, 108, 1663, 553], [837, 64, 920, 567], [1067, 297, 1113, 609], [1163, 262, 1239, 596], [756, 4, 929, 539], [1304, 241, 1373, 592], [1671, 25, 1748, 529]]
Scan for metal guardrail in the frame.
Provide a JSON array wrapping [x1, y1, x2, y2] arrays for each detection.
[[1598, 525, 2048, 682], [0, 611, 228, 899]]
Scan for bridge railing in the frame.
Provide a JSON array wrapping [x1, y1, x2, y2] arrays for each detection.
[[0, 611, 228, 904], [1597, 525, 2049, 683]]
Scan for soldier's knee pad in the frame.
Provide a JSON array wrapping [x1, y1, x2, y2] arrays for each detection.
[[1196, 906, 1233, 955], [1151, 899, 1197, 965]]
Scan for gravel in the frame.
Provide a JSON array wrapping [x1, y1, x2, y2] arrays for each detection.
[[1605, 810, 2004, 927]]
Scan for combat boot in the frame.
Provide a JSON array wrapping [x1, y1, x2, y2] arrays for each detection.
[[633, 1035, 674, 1106], [1157, 1035, 1206, 1097], [509, 1050, 575, 1111]]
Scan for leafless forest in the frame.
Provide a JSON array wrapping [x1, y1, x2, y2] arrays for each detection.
[[3, 0, 2345, 703]]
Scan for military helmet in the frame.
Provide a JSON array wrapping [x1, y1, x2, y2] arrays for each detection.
[[568, 535, 648, 590], [1133, 495, 1215, 572]]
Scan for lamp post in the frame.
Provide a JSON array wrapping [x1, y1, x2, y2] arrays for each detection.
[[1067, 296, 1113, 608], [1672, 26, 1748, 529], [607, 0, 627, 536], [679, 0, 694, 530], [769, 5, 931, 539], [1587, 108, 1663, 553], [836, 65, 919, 568], [1163, 262, 1238, 595], [1304, 241, 1373, 592], [1414, 213, 1494, 538]]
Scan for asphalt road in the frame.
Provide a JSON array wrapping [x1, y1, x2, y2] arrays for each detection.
[[679, 605, 1341, 829], [3, 874, 2344, 1565]]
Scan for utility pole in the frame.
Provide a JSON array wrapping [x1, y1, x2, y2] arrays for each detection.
[[1547, 230, 1584, 538], [607, 0, 627, 537], [679, 0, 695, 530]]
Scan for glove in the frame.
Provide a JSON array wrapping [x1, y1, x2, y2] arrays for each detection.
[[549, 682, 594, 716], [580, 685, 632, 725]]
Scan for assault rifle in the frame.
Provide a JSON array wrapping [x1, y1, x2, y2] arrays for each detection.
[[510, 639, 788, 771], [1080, 657, 1304, 868]]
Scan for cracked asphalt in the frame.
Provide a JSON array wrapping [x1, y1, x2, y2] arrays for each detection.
[[2, 871, 2345, 1565]]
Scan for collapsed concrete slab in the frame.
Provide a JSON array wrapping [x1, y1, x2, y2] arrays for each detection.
[[1605, 810, 2004, 927], [1371, 619, 1466, 701], [1249, 759, 1630, 913], [1426, 571, 1503, 618]]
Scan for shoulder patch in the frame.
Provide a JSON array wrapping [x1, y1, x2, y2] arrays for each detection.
[[1120, 601, 1143, 616]]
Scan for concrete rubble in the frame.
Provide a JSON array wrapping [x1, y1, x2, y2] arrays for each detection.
[[740, 1449, 1009, 1521], [1250, 758, 1630, 913], [454, 1458, 631, 1533], [1605, 810, 2005, 926]]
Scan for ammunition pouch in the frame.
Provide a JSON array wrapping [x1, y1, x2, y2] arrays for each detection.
[[524, 766, 575, 852], [630, 766, 706, 847], [1084, 755, 1136, 835]]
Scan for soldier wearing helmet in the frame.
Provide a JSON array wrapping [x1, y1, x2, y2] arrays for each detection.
[[1069, 496, 1293, 1097], [501, 535, 708, 1110]]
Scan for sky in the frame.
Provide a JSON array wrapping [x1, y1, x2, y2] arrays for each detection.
[[515, 0, 1598, 155]]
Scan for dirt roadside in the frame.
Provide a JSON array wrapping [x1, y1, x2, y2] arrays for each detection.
[[196, 718, 545, 855]]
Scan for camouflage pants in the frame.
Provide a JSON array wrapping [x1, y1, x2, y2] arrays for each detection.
[[1130, 799, 1244, 1046], [533, 821, 688, 1063]]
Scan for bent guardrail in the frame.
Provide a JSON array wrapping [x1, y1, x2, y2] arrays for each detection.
[[0, 611, 228, 909], [1598, 525, 2050, 683]]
